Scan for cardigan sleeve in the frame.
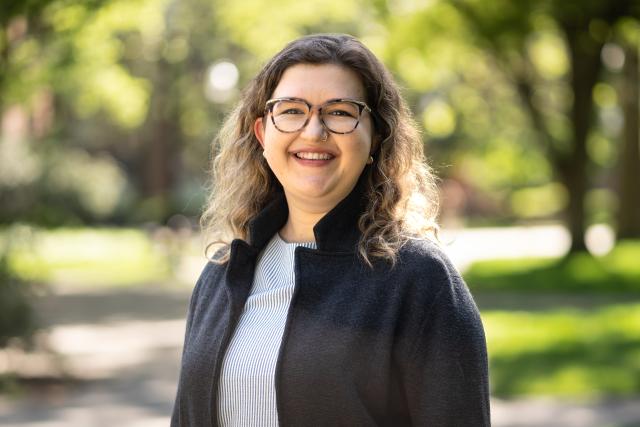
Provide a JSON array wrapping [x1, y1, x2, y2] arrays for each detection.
[[170, 260, 216, 427], [401, 252, 491, 426]]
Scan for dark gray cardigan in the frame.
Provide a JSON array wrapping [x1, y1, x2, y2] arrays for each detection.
[[171, 176, 491, 426]]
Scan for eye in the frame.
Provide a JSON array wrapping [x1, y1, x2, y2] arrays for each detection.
[[324, 102, 359, 118], [327, 109, 355, 117], [273, 100, 308, 116], [280, 108, 306, 115]]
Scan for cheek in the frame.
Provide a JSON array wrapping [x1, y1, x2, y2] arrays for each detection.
[[349, 135, 373, 160], [262, 144, 280, 169], [262, 133, 293, 164]]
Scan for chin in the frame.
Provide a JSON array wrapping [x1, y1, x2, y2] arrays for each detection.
[[289, 185, 342, 204], [294, 178, 334, 196]]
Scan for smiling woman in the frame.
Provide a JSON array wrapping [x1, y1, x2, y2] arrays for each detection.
[[172, 34, 490, 426]]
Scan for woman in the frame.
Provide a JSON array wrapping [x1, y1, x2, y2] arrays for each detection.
[[172, 34, 490, 426]]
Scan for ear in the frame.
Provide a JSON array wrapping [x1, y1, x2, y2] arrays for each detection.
[[254, 117, 266, 148]]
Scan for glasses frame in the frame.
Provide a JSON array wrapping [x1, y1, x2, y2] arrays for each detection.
[[264, 97, 372, 135]]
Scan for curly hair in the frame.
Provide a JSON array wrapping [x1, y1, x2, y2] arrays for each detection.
[[201, 33, 439, 266]]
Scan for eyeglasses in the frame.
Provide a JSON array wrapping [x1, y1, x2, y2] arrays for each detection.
[[264, 97, 372, 134]]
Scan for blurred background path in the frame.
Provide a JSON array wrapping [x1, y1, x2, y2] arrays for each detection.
[[0, 225, 638, 427]]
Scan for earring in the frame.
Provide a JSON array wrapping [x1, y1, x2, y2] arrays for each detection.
[[367, 156, 373, 165]]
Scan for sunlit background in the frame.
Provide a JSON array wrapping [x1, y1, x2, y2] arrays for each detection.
[[1, 0, 640, 426]]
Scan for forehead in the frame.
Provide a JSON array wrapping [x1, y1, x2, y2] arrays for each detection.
[[271, 63, 365, 101]]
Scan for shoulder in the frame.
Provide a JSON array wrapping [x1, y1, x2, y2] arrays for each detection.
[[191, 254, 228, 299], [199, 259, 226, 281], [396, 239, 486, 354], [398, 237, 451, 262], [198, 243, 229, 279], [392, 238, 479, 317], [395, 238, 461, 286]]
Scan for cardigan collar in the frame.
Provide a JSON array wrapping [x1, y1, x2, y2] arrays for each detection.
[[247, 167, 370, 253]]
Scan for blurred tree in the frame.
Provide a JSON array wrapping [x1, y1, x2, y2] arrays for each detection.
[[616, 23, 640, 239], [0, 0, 53, 109], [453, 0, 639, 252], [381, 0, 639, 252], [0, 0, 151, 225], [379, 2, 561, 224], [2, 0, 637, 236], [0, 249, 35, 348], [214, 0, 371, 63], [0, 0, 239, 224], [0, 226, 36, 349]]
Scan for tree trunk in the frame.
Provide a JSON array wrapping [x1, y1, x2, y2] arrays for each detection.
[[139, 55, 182, 222], [617, 41, 640, 239], [143, 114, 180, 201], [560, 28, 604, 253], [138, 0, 183, 222]]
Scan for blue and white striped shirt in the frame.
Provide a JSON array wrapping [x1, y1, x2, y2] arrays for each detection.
[[217, 233, 316, 426]]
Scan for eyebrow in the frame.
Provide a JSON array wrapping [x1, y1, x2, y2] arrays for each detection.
[[271, 96, 366, 104]]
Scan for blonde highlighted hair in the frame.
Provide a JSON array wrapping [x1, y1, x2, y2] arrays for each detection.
[[201, 34, 439, 266]]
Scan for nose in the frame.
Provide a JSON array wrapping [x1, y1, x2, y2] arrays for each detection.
[[300, 109, 327, 141]]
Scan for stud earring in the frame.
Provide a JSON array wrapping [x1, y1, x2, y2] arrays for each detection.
[[367, 156, 374, 165]]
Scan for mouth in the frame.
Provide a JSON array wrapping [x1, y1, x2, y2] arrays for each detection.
[[293, 152, 335, 160]]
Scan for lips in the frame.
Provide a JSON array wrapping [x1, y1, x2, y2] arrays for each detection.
[[294, 152, 335, 160]]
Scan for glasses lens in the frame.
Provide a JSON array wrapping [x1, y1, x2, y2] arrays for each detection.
[[322, 102, 360, 133], [271, 100, 310, 132]]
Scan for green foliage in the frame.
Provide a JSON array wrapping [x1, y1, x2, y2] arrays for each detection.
[[381, 1, 560, 222], [44, 0, 164, 128], [1, 0, 639, 230], [0, 261, 34, 348], [509, 183, 567, 218], [216, 0, 369, 62], [1, 0, 228, 225], [0, 144, 133, 225], [484, 303, 640, 397], [0, 231, 36, 348], [465, 241, 640, 292]]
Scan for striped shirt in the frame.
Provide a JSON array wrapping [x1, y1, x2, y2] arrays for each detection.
[[217, 233, 316, 427]]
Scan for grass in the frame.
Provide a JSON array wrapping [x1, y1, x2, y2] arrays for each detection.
[[465, 240, 640, 293], [1, 226, 175, 287], [466, 240, 640, 398], [483, 303, 640, 398]]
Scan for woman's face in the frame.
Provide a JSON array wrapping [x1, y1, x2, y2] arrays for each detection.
[[254, 63, 376, 214]]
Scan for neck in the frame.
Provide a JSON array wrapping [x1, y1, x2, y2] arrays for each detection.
[[279, 198, 327, 243]]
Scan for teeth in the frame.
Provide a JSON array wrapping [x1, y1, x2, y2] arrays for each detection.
[[296, 152, 333, 160]]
